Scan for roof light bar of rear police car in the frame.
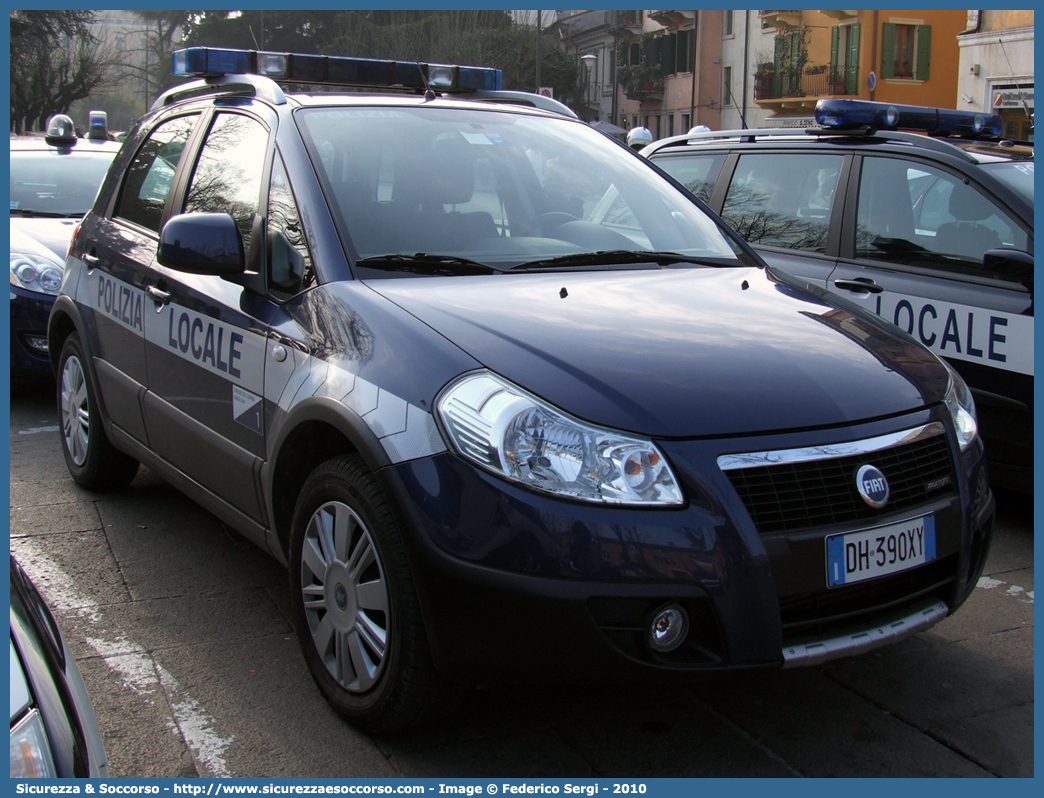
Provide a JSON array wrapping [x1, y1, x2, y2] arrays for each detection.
[[815, 99, 1003, 138], [172, 47, 502, 92]]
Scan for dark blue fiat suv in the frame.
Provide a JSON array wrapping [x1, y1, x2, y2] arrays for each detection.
[[48, 48, 994, 733]]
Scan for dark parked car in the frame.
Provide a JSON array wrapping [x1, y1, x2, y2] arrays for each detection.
[[10, 114, 121, 373], [643, 99, 1033, 492], [49, 49, 994, 733], [10, 555, 108, 777]]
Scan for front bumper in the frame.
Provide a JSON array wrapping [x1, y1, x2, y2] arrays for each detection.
[[381, 407, 994, 683], [10, 285, 57, 371]]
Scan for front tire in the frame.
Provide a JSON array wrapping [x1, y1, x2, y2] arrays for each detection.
[[57, 334, 139, 490], [288, 454, 461, 734]]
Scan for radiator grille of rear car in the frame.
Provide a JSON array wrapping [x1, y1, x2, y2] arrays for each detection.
[[720, 426, 955, 535]]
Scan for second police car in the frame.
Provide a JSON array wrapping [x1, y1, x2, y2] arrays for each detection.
[[10, 113, 122, 374], [642, 100, 1034, 492], [48, 49, 995, 733]]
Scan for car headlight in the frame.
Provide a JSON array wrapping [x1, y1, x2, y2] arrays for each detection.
[[10, 251, 65, 296], [437, 371, 684, 506], [10, 710, 56, 778], [943, 363, 978, 451]]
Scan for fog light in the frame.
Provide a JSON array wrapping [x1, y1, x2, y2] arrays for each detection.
[[23, 336, 49, 353], [649, 603, 689, 653]]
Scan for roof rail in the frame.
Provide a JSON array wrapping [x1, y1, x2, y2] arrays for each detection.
[[648, 126, 981, 165], [466, 90, 578, 119], [151, 74, 287, 111]]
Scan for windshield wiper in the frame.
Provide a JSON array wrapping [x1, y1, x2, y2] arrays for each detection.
[[10, 208, 81, 218], [509, 250, 736, 271], [355, 253, 497, 276]]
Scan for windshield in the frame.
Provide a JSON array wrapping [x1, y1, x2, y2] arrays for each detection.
[[297, 106, 754, 273], [980, 160, 1034, 205], [10, 148, 117, 216]]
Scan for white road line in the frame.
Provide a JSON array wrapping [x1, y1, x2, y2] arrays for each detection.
[[10, 538, 234, 777], [17, 425, 60, 435]]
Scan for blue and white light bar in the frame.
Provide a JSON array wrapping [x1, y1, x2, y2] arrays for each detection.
[[173, 47, 501, 92], [815, 99, 1002, 138]]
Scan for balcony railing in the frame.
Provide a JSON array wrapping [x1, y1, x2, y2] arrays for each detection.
[[754, 66, 859, 100]]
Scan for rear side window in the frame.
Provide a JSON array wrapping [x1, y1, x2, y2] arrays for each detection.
[[650, 153, 724, 203], [115, 114, 198, 232], [722, 153, 844, 253]]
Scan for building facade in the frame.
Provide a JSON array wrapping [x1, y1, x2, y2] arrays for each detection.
[[733, 9, 970, 128], [956, 10, 1034, 141], [555, 10, 724, 140]]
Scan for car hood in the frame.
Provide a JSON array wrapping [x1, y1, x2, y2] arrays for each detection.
[[367, 267, 947, 438], [10, 217, 80, 262]]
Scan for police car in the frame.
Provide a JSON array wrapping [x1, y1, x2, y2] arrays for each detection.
[[10, 113, 122, 373], [641, 100, 1033, 492], [48, 49, 994, 734]]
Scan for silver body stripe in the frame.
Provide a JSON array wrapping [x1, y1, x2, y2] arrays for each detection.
[[273, 353, 447, 464]]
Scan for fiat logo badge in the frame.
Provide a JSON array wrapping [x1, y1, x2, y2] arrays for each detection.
[[856, 464, 890, 509]]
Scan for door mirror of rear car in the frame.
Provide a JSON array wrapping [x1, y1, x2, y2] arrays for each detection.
[[157, 212, 245, 276], [983, 248, 1034, 293]]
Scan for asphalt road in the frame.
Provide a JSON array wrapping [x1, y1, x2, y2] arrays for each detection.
[[8, 373, 1034, 778]]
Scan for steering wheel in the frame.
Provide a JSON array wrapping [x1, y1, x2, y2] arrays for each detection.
[[536, 212, 579, 236]]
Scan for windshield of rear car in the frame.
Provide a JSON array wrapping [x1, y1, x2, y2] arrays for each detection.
[[297, 106, 754, 271], [979, 160, 1034, 205], [9, 148, 117, 216]]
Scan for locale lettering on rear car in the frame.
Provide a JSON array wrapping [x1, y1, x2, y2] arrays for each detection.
[[873, 293, 1033, 376]]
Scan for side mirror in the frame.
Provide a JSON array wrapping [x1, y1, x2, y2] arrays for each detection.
[[983, 248, 1033, 292], [157, 212, 245, 276]]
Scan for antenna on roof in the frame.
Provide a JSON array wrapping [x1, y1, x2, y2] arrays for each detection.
[[418, 61, 436, 101]]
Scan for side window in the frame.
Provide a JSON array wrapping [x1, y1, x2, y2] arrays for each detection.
[[268, 154, 315, 296], [115, 114, 197, 233], [721, 153, 844, 253], [855, 157, 1028, 273], [184, 113, 269, 252], [651, 153, 724, 203]]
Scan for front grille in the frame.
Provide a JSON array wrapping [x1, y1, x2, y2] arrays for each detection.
[[723, 428, 955, 534], [778, 554, 957, 636]]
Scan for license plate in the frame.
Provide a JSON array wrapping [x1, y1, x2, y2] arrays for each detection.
[[825, 514, 936, 587]]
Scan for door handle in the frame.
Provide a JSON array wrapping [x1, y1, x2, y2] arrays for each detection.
[[145, 285, 171, 305], [833, 278, 883, 294], [81, 252, 100, 264]]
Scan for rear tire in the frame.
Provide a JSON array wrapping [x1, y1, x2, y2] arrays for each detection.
[[57, 334, 139, 490], [288, 454, 463, 734]]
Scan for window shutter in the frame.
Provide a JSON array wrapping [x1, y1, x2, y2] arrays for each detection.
[[847, 23, 861, 94], [880, 23, 896, 79], [830, 25, 840, 73], [916, 25, 931, 81], [664, 34, 677, 75]]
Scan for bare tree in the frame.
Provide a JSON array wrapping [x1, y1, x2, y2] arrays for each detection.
[[10, 10, 119, 132]]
